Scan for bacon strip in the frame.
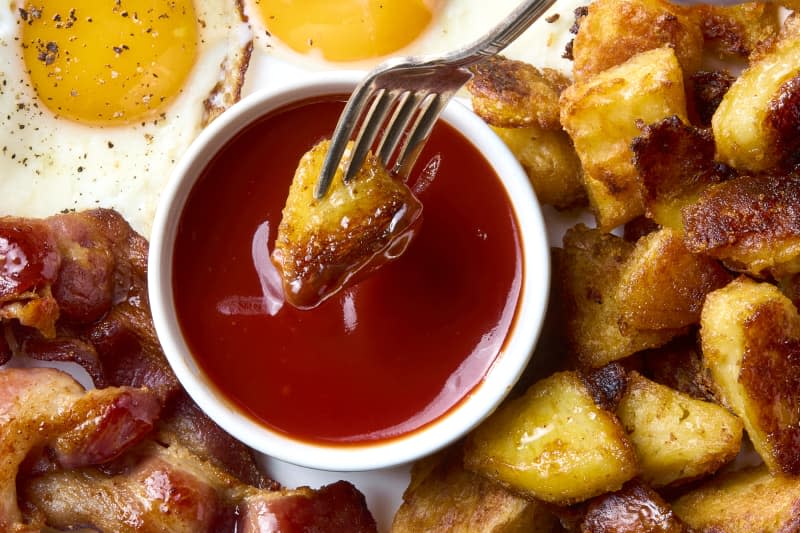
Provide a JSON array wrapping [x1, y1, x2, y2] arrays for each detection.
[[0, 367, 160, 531], [22, 442, 377, 533], [3, 209, 268, 487]]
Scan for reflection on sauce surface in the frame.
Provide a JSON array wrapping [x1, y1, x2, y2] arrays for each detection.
[[172, 99, 523, 443]]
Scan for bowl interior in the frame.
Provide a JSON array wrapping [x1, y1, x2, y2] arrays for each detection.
[[148, 71, 550, 471]]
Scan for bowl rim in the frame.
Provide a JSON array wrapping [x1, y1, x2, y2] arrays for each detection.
[[148, 70, 550, 471]]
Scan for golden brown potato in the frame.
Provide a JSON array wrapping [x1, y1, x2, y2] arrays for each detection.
[[579, 480, 689, 533], [712, 18, 800, 172], [491, 126, 586, 210], [672, 465, 800, 532], [682, 173, 800, 277], [464, 371, 638, 505], [467, 56, 570, 130], [561, 225, 685, 368], [571, 0, 702, 83], [631, 116, 729, 230], [701, 277, 800, 475], [560, 47, 688, 230], [614, 227, 732, 331], [391, 448, 557, 533], [616, 372, 743, 488], [272, 140, 422, 309], [693, 3, 780, 58]]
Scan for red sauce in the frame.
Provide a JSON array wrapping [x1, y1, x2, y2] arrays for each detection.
[[172, 98, 522, 444]]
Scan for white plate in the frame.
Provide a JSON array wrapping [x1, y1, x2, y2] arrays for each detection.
[[8, 2, 585, 530]]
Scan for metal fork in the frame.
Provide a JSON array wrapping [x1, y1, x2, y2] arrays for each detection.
[[314, 0, 556, 199]]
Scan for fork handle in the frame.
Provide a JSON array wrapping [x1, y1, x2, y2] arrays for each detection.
[[443, 0, 558, 69]]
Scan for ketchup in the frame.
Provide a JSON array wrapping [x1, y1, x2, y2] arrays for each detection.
[[172, 98, 522, 444]]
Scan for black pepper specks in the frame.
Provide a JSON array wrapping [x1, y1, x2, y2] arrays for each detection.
[[36, 41, 59, 66]]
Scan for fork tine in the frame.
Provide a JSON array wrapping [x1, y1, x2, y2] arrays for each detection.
[[314, 83, 374, 199], [375, 90, 426, 167], [342, 88, 398, 184], [393, 92, 447, 177]]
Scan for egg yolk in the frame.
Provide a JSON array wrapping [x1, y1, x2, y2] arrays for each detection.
[[19, 0, 198, 125], [254, 0, 435, 62]]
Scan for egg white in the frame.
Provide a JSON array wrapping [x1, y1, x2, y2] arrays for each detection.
[[0, 0, 252, 237], [244, 0, 584, 74]]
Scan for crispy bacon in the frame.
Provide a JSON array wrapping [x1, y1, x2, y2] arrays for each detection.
[[158, 391, 279, 490], [2, 209, 268, 487], [0, 329, 10, 366], [0, 218, 60, 301], [22, 442, 377, 533], [3, 210, 176, 398], [0, 367, 159, 531]]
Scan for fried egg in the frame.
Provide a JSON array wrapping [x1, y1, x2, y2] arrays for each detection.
[[0, 0, 252, 236], [244, 0, 583, 74]]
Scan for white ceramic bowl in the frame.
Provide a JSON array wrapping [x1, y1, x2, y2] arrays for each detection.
[[148, 71, 550, 471]]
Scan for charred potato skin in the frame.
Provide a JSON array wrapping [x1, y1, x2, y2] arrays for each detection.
[[571, 0, 703, 83], [712, 19, 800, 173], [631, 116, 729, 230], [672, 465, 800, 532], [580, 480, 689, 533], [694, 3, 780, 58], [689, 70, 735, 127], [468, 56, 569, 130], [491, 126, 587, 210], [642, 336, 716, 401], [464, 371, 638, 505], [616, 372, 743, 488], [272, 140, 422, 309], [560, 47, 688, 230], [683, 173, 800, 277], [701, 277, 800, 475], [391, 449, 556, 533]]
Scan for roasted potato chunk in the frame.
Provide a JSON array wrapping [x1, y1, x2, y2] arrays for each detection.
[[464, 371, 638, 505], [615, 227, 732, 331], [631, 116, 729, 230], [570, 0, 703, 83], [272, 140, 422, 309], [391, 448, 557, 533], [712, 19, 800, 172], [468, 56, 570, 130], [693, 3, 780, 58], [701, 277, 800, 474], [562, 225, 689, 368], [683, 173, 800, 277], [491, 126, 586, 209], [579, 480, 689, 533], [672, 465, 800, 532], [616, 372, 742, 487], [560, 47, 688, 229]]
